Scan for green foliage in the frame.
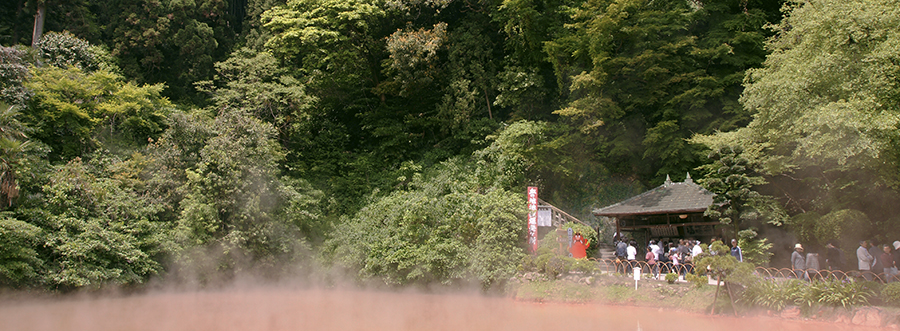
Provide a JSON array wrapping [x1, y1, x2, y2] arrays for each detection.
[[818, 279, 874, 309], [474, 120, 548, 189], [695, 0, 900, 237], [737, 228, 773, 266], [173, 109, 323, 273], [0, 213, 43, 287], [665, 272, 677, 284], [546, 0, 774, 182], [14, 156, 169, 290], [694, 240, 739, 286], [742, 277, 875, 311], [0, 46, 31, 106], [880, 282, 900, 306], [698, 145, 787, 230], [102, 0, 235, 103], [22, 66, 172, 161], [0, 104, 30, 208], [37, 31, 110, 73], [326, 157, 526, 288], [789, 209, 871, 250], [196, 47, 316, 137], [263, 0, 384, 77]]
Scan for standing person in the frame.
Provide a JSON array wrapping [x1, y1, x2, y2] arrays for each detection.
[[881, 245, 896, 282], [679, 240, 692, 274], [615, 238, 628, 274], [670, 247, 681, 278], [657, 242, 670, 274], [645, 246, 658, 279], [730, 239, 743, 262], [792, 244, 808, 281], [626, 240, 638, 271], [869, 241, 883, 274], [858, 240, 875, 281], [825, 241, 845, 272], [806, 251, 820, 281], [649, 240, 661, 261]]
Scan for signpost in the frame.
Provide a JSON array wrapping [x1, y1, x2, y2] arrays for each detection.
[[633, 267, 641, 290], [527, 187, 538, 254]]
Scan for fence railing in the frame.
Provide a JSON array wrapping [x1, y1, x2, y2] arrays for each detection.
[[587, 258, 894, 283]]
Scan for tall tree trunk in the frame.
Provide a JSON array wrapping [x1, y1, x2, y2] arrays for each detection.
[[31, 1, 45, 48], [483, 87, 493, 120]]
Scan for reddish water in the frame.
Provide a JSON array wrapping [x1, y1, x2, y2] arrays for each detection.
[[0, 287, 885, 331]]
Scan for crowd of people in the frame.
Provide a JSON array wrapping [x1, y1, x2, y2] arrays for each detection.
[[612, 237, 740, 279], [787, 239, 900, 282], [601, 234, 900, 283]]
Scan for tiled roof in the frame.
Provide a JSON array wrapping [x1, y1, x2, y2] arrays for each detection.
[[593, 174, 715, 217]]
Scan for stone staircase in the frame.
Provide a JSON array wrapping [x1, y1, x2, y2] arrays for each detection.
[[596, 242, 616, 260]]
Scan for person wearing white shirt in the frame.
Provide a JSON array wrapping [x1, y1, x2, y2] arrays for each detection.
[[649, 240, 661, 260], [626, 241, 637, 271]]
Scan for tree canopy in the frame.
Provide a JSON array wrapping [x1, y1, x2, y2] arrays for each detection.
[[6, 0, 900, 290]]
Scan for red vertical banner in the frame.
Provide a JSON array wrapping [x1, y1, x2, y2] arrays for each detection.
[[527, 186, 539, 254]]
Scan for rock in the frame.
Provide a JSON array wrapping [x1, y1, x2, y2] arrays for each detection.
[[781, 306, 801, 319], [851, 307, 884, 327]]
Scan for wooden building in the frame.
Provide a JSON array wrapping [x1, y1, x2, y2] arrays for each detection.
[[593, 174, 717, 243]]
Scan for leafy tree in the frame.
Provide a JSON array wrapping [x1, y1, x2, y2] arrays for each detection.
[[14, 156, 168, 290], [173, 109, 323, 277], [546, 0, 778, 184], [22, 66, 172, 161], [100, 0, 235, 104], [789, 209, 872, 252], [196, 47, 316, 141], [700, 0, 900, 238], [326, 157, 525, 289], [737, 227, 773, 266], [35, 31, 110, 72], [698, 145, 787, 235], [0, 46, 31, 106], [0, 104, 30, 208], [694, 239, 744, 313], [0, 213, 43, 287]]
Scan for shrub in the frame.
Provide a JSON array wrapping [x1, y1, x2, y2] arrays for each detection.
[[881, 282, 900, 306], [665, 272, 677, 284], [743, 278, 800, 311], [818, 279, 873, 308], [742, 277, 875, 311]]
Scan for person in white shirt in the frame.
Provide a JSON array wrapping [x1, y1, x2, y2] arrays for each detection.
[[649, 240, 661, 260], [692, 240, 702, 258], [626, 240, 637, 271]]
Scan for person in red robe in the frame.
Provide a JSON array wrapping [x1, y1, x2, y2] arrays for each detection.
[[570, 232, 590, 259]]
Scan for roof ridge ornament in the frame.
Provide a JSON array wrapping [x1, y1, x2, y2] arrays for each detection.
[[665, 174, 672, 186], [685, 172, 693, 184]]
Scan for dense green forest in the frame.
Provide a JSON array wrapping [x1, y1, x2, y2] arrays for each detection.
[[1, 0, 899, 290]]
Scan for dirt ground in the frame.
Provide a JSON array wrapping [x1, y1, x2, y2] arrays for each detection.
[[0, 286, 886, 331]]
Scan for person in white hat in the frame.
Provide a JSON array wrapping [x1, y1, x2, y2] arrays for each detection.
[[792, 243, 808, 281]]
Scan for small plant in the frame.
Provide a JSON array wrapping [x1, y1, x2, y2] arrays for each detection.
[[657, 286, 677, 296], [881, 282, 900, 306], [665, 272, 677, 284], [818, 279, 873, 308], [745, 278, 800, 311]]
